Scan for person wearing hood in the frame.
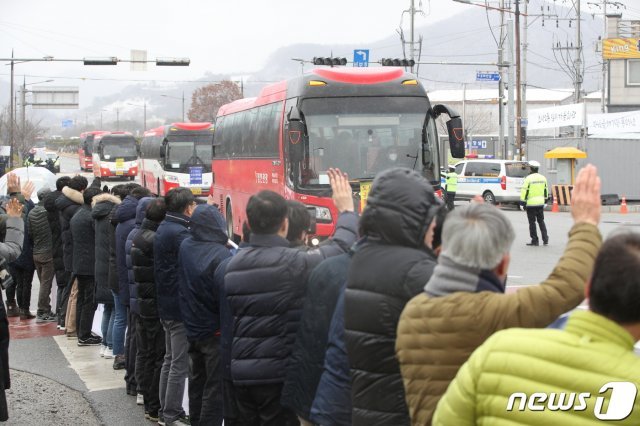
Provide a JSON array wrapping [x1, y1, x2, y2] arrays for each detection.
[[113, 185, 150, 389], [132, 198, 166, 423], [27, 187, 56, 323], [55, 175, 88, 336], [343, 167, 440, 426], [396, 165, 602, 426], [178, 204, 232, 426], [92, 187, 123, 358], [70, 186, 103, 346], [43, 176, 70, 329], [126, 195, 154, 406]]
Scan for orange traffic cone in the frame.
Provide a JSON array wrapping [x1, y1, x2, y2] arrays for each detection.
[[620, 196, 628, 214], [551, 198, 559, 213]]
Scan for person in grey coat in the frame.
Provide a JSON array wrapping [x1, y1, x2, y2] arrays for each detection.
[[27, 187, 56, 322]]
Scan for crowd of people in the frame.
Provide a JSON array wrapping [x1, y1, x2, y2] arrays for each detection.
[[0, 162, 638, 425]]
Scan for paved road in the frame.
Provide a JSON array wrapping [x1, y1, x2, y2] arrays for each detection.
[[7, 154, 639, 423]]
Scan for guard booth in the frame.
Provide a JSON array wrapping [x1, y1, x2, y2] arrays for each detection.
[[544, 147, 587, 205]]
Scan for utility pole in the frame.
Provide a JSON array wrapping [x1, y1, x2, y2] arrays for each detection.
[[508, 19, 516, 159], [181, 91, 185, 122], [410, 0, 415, 71], [9, 51, 14, 168], [602, 0, 607, 112], [116, 108, 120, 131], [515, 0, 523, 160], [575, 0, 583, 105], [498, 0, 506, 159], [522, 0, 528, 160]]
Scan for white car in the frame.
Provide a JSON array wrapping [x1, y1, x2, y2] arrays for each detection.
[[451, 159, 531, 205]]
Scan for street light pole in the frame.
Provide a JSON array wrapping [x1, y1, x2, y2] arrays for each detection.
[[182, 91, 185, 122], [515, 0, 523, 160], [9, 51, 14, 168]]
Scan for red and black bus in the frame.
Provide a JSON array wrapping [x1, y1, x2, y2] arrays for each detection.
[[78, 130, 107, 171], [211, 67, 463, 241]]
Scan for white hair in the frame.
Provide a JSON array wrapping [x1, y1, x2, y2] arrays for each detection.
[[441, 203, 515, 269]]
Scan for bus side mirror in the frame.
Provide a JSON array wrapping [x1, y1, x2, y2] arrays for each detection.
[[287, 107, 305, 163], [160, 143, 166, 158], [433, 104, 465, 159]]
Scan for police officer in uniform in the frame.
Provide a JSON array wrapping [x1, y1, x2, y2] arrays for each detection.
[[520, 160, 549, 246], [444, 165, 458, 211]]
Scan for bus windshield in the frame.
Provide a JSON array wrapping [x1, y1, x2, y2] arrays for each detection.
[[102, 142, 137, 159], [299, 96, 436, 186], [165, 141, 212, 172]]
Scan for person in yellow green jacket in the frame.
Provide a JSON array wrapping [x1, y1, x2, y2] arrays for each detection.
[[520, 160, 549, 246], [444, 166, 458, 211], [433, 230, 640, 426], [395, 164, 602, 426]]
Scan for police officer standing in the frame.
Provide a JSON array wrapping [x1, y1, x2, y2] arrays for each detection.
[[520, 160, 549, 246], [444, 165, 458, 211]]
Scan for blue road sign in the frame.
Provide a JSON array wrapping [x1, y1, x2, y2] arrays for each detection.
[[476, 71, 501, 82], [353, 49, 369, 67], [61, 119, 73, 128]]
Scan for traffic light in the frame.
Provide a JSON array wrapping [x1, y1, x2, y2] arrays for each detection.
[[312, 57, 348, 66], [381, 58, 416, 67]]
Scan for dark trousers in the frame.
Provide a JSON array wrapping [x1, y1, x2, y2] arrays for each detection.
[[10, 265, 35, 311], [56, 270, 71, 325], [526, 206, 549, 243], [34, 254, 55, 315], [135, 317, 165, 416], [124, 309, 138, 393], [234, 383, 298, 426], [223, 378, 240, 426], [445, 191, 456, 211], [188, 336, 222, 426], [76, 275, 97, 339], [0, 315, 9, 421]]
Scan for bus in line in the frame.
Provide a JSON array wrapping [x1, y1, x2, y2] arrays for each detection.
[[92, 132, 139, 180], [139, 123, 214, 196], [78, 131, 107, 171], [211, 67, 464, 242]]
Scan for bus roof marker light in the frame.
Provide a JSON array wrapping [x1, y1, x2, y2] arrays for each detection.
[[308, 80, 327, 86], [402, 79, 419, 85]]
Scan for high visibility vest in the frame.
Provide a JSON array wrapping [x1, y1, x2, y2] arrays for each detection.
[[520, 172, 548, 207], [445, 172, 458, 192]]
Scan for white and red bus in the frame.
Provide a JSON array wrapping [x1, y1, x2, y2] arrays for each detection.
[[78, 131, 107, 171], [211, 67, 464, 241], [92, 132, 139, 180], [139, 123, 214, 196]]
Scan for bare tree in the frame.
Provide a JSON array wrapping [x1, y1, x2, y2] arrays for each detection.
[[188, 81, 242, 123]]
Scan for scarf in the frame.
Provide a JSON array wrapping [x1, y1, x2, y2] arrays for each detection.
[[424, 254, 505, 297]]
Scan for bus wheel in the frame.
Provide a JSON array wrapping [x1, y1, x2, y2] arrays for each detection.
[[226, 203, 234, 240], [483, 191, 496, 205], [129, 176, 135, 181]]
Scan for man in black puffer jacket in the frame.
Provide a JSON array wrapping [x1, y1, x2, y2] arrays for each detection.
[[55, 175, 88, 335], [70, 187, 103, 346], [223, 168, 357, 425], [132, 198, 166, 422], [44, 176, 70, 329], [344, 167, 440, 426], [28, 188, 56, 323]]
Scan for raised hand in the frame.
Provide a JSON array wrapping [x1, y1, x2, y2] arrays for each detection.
[[570, 164, 601, 226], [5, 198, 23, 218], [328, 168, 355, 213]]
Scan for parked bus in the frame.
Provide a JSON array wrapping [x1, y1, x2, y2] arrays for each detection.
[[211, 67, 464, 241], [139, 123, 214, 196], [92, 132, 139, 180], [78, 131, 107, 171]]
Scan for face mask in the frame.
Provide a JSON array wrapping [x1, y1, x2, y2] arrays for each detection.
[[389, 153, 398, 162]]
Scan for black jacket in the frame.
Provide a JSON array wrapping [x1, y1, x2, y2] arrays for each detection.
[[281, 252, 352, 421], [44, 190, 64, 270], [154, 213, 191, 321], [92, 193, 121, 304], [178, 205, 232, 341], [114, 195, 138, 304], [27, 201, 52, 256], [132, 218, 160, 320], [126, 197, 153, 314], [224, 211, 358, 386], [344, 168, 438, 426], [55, 187, 84, 272], [70, 204, 95, 276]]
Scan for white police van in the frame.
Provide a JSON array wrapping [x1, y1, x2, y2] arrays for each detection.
[[449, 159, 531, 205]]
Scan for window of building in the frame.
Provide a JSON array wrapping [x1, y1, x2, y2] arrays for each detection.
[[628, 59, 640, 86]]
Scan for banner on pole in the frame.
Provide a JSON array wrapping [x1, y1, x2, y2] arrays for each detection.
[[587, 110, 640, 135], [527, 103, 584, 130]]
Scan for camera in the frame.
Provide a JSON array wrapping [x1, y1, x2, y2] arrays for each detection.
[[0, 257, 13, 290]]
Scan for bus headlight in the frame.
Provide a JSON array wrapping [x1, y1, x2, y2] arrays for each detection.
[[315, 206, 332, 223], [165, 175, 179, 183], [311, 238, 320, 246]]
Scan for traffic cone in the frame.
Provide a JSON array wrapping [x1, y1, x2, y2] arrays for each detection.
[[620, 196, 628, 214], [551, 198, 559, 213]]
